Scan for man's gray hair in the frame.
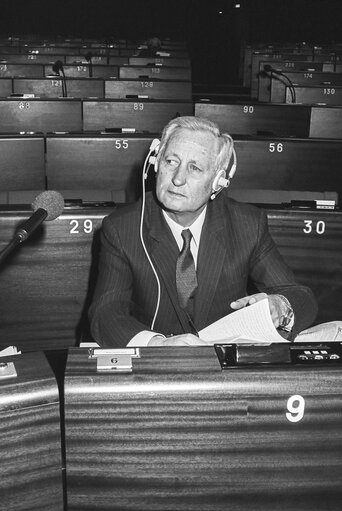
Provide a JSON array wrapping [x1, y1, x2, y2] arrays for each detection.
[[156, 116, 234, 173]]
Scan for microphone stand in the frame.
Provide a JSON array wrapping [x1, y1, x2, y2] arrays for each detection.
[[0, 237, 21, 265]]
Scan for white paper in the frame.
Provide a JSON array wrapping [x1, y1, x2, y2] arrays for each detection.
[[295, 321, 342, 342], [0, 346, 21, 357], [199, 299, 287, 344]]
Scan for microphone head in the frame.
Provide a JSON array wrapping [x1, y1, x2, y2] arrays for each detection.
[[31, 191, 64, 221], [52, 60, 64, 73], [263, 64, 273, 72], [85, 52, 92, 62]]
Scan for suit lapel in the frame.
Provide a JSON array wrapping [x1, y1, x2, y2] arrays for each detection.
[[195, 198, 231, 329]]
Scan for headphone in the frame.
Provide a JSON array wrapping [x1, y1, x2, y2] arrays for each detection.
[[144, 135, 237, 194]]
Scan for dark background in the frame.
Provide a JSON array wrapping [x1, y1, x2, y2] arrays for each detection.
[[1, 0, 342, 85]]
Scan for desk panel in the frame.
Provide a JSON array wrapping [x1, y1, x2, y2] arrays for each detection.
[[287, 85, 342, 105], [46, 133, 156, 202], [105, 78, 192, 100], [83, 99, 193, 132], [0, 63, 44, 77], [309, 105, 342, 138], [231, 137, 342, 195], [0, 77, 12, 96], [44, 64, 119, 79], [119, 65, 191, 81], [195, 102, 311, 137], [0, 133, 45, 191], [64, 347, 342, 511], [1, 351, 63, 510], [0, 98, 82, 132], [0, 53, 66, 64], [13, 77, 105, 99], [128, 56, 191, 67]]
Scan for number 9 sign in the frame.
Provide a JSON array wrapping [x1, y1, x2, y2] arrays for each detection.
[[286, 395, 305, 422]]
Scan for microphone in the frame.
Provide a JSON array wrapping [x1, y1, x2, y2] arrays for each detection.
[[52, 60, 64, 75], [52, 60, 67, 97], [0, 191, 64, 264], [263, 64, 296, 103], [85, 52, 93, 78]]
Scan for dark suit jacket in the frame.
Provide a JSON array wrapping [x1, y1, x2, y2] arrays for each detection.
[[89, 192, 318, 347]]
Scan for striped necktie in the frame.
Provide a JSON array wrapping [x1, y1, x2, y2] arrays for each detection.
[[176, 229, 198, 319]]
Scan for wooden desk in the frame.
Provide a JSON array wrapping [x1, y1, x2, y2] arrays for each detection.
[[0, 351, 63, 510], [64, 346, 342, 511]]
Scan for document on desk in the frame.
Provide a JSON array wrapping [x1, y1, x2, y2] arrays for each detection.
[[199, 299, 286, 344], [199, 298, 342, 344]]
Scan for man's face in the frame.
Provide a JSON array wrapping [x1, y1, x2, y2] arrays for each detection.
[[156, 128, 218, 225]]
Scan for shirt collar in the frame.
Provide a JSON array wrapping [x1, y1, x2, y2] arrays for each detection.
[[162, 206, 207, 250]]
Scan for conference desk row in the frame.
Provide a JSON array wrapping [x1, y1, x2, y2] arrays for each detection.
[[242, 44, 342, 88], [2, 345, 342, 511], [0, 76, 192, 100], [0, 64, 191, 81], [1, 132, 342, 202], [259, 69, 342, 103], [0, 56, 191, 69], [247, 51, 342, 97], [0, 201, 341, 352], [0, 98, 342, 137], [0, 46, 189, 58]]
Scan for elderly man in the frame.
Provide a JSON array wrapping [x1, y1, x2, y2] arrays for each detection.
[[89, 116, 317, 347]]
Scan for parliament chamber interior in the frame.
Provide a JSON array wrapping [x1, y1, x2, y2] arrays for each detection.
[[1, 0, 342, 509]]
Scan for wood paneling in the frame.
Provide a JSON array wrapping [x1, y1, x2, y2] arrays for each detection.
[[0, 351, 63, 510], [64, 347, 342, 511]]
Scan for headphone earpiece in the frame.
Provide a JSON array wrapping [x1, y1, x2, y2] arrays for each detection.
[[212, 169, 228, 192], [210, 140, 237, 200], [148, 138, 160, 166], [143, 138, 160, 179]]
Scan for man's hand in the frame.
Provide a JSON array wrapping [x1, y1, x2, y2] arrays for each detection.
[[148, 334, 208, 346], [230, 293, 288, 328]]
